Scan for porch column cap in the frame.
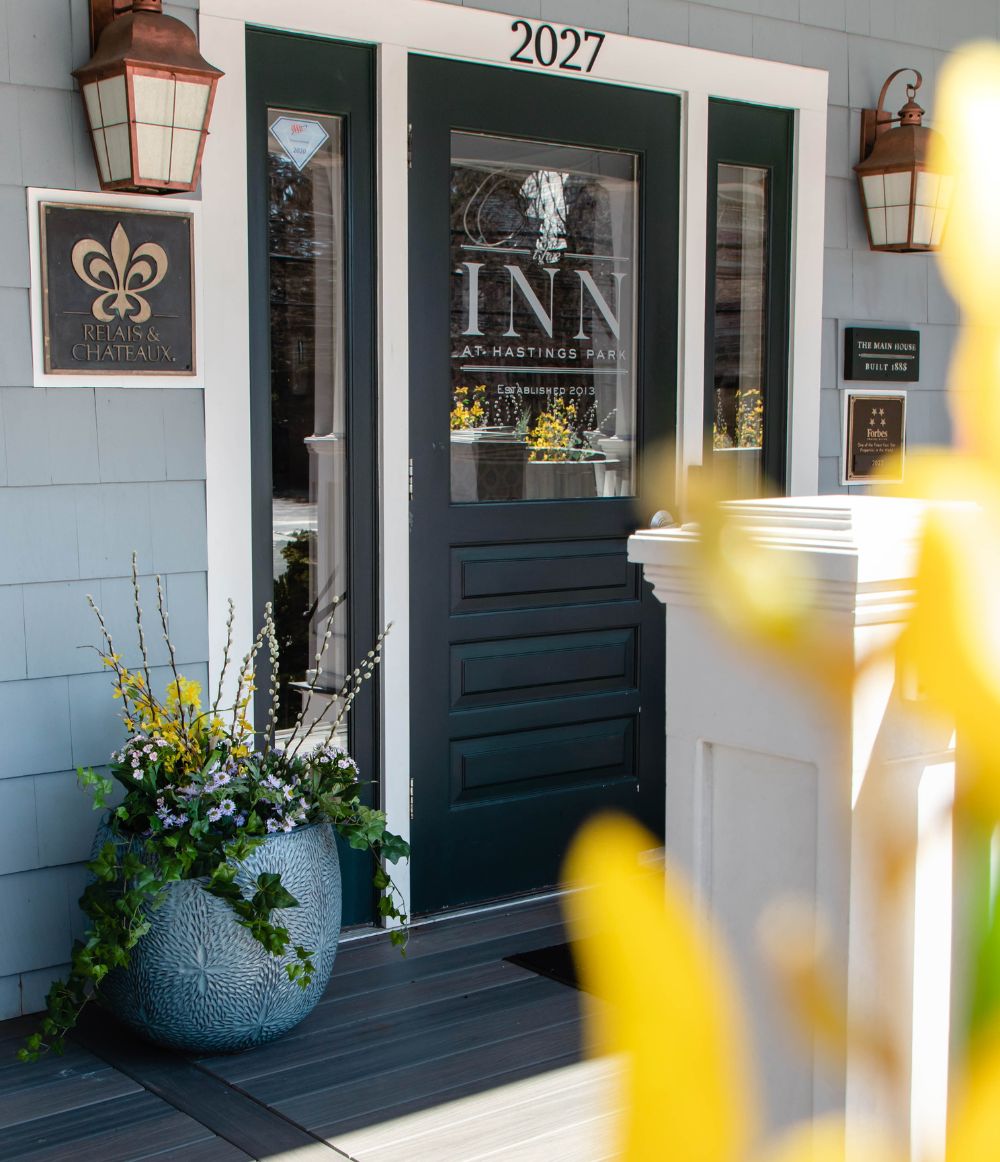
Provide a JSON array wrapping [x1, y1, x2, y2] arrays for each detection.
[[628, 495, 949, 624]]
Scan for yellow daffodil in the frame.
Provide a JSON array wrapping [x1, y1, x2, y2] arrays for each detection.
[[528, 399, 580, 461], [563, 814, 754, 1162], [564, 815, 1000, 1162], [684, 474, 855, 699], [879, 43, 1000, 824]]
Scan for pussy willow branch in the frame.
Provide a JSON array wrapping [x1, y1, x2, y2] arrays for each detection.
[[230, 607, 270, 741], [261, 608, 281, 760], [211, 599, 236, 718], [285, 597, 341, 760], [155, 575, 186, 737], [129, 553, 152, 698], [86, 594, 131, 711], [320, 625, 391, 749]]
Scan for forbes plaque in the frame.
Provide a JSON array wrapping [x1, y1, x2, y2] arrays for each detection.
[[844, 391, 905, 484], [39, 201, 195, 376]]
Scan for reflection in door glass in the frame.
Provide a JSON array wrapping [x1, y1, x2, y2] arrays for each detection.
[[711, 163, 768, 496], [450, 132, 638, 502], [267, 109, 347, 735]]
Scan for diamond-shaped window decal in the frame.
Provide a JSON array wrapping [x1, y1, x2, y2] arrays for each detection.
[[270, 116, 330, 172]]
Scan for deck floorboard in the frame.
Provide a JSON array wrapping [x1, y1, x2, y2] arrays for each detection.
[[0, 896, 615, 1161]]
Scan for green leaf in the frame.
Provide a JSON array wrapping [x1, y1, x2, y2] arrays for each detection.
[[389, 929, 408, 951], [967, 831, 1000, 1038], [252, 872, 299, 912]]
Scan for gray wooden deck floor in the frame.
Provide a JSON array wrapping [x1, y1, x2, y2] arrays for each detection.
[[0, 897, 618, 1161]]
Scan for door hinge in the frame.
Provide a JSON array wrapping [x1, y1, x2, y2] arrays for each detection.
[[407, 123, 413, 169], [408, 458, 414, 501], [409, 777, 415, 821]]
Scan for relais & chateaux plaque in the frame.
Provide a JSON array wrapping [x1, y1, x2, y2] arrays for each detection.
[[39, 201, 195, 376], [843, 391, 906, 484]]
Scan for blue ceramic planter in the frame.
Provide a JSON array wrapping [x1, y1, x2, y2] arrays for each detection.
[[93, 819, 342, 1054]]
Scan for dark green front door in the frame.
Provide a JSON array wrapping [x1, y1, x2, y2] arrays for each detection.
[[409, 57, 680, 914]]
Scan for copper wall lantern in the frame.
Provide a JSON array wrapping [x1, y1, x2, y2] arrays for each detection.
[[855, 68, 953, 252], [74, 0, 223, 195]]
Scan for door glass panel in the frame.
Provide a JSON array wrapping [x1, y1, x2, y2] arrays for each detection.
[[450, 132, 638, 502], [266, 108, 347, 735], [711, 162, 768, 495]]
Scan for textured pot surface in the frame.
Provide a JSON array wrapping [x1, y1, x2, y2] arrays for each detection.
[[94, 820, 342, 1054]]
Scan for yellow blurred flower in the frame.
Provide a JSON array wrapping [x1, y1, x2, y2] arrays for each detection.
[[563, 814, 754, 1162], [564, 815, 1000, 1162], [559, 37, 1000, 1162]]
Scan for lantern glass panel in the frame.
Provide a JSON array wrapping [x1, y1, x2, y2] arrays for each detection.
[[97, 74, 128, 128], [932, 176, 955, 246], [868, 205, 888, 247], [883, 170, 912, 207], [82, 82, 111, 181], [133, 73, 175, 126], [91, 129, 112, 182], [912, 204, 934, 246], [175, 81, 210, 130], [886, 204, 910, 245], [915, 170, 940, 206], [862, 173, 885, 209], [136, 123, 172, 181], [82, 81, 103, 129], [105, 123, 132, 181], [169, 128, 202, 184]]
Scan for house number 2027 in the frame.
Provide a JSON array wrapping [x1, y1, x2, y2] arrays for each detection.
[[510, 20, 606, 73]]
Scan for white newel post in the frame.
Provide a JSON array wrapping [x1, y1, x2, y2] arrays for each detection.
[[629, 496, 956, 1158]]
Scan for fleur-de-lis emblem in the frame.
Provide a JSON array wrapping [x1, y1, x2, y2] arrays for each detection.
[[71, 223, 168, 323]]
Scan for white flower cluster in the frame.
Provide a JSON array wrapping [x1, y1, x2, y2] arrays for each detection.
[[310, 743, 359, 778], [154, 795, 189, 830], [206, 798, 246, 827], [113, 734, 170, 781], [203, 758, 239, 794]]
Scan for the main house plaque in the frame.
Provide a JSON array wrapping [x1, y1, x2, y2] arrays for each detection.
[[39, 201, 195, 376], [844, 391, 906, 484], [844, 326, 919, 382]]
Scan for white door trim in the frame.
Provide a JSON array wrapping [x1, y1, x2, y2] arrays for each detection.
[[198, 0, 828, 923]]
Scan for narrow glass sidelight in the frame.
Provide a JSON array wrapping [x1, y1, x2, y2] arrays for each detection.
[[710, 162, 769, 496], [266, 109, 348, 736], [449, 132, 638, 502]]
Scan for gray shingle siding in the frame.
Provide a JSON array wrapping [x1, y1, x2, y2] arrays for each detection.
[[0, 0, 209, 1016]]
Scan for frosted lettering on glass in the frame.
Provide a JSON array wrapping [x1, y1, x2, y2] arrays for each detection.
[[450, 132, 638, 502]]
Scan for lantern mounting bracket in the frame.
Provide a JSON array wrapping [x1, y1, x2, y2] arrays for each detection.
[[860, 67, 924, 164], [89, 0, 161, 53]]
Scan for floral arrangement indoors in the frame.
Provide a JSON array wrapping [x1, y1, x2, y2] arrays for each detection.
[[450, 383, 488, 429], [527, 398, 590, 461]]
